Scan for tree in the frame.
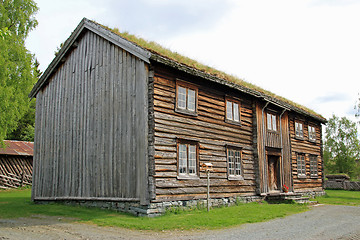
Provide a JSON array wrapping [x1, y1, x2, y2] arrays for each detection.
[[323, 115, 360, 179], [356, 93, 360, 122], [0, 0, 38, 144], [6, 59, 41, 142]]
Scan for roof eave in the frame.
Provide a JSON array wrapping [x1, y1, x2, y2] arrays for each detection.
[[150, 54, 327, 124]]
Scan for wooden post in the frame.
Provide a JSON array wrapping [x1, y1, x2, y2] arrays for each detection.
[[207, 170, 210, 212], [202, 162, 213, 212]]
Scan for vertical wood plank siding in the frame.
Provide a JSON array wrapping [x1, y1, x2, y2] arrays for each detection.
[[32, 30, 149, 202], [289, 115, 323, 191], [152, 65, 256, 202], [255, 103, 292, 194]]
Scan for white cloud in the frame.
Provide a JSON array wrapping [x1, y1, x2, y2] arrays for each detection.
[[26, 0, 360, 123]]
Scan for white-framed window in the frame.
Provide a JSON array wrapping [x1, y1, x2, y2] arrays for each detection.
[[178, 141, 198, 178], [267, 113, 277, 131], [295, 121, 304, 139], [227, 147, 243, 180], [297, 153, 306, 178], [310, 155, 318, 178], [176, 82, 197, 114], [226, 100, 240, 123], [308, 126, 316, 142]]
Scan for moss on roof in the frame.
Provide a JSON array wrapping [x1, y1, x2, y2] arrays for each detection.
[[102, 24, 324, 120]]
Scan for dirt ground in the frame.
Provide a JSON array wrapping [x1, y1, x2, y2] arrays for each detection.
[[0, 205, 359, 240]]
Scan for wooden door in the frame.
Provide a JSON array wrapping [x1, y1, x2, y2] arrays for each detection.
[[268, 155, 280, 191]]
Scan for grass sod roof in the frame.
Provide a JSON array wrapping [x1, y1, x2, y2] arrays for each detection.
[[100, 23, 325, 122]]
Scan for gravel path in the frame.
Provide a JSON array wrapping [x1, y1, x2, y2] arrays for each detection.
[[0, 205, 359, 240]]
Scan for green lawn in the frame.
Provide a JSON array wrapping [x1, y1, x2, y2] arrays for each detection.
[[315, 190, 360, 206], [0, 188, 308, 230]]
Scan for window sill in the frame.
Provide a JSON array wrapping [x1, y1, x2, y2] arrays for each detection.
[[175, 108, 198, 117], [309, 139, 316, 143], [228, 175, 244, 181], [177, 175, 200, 180], [310, 175, 318, 179], [295, 136, 304, 140], [225, 119, 242, 126], [297, 175, 307, 179]]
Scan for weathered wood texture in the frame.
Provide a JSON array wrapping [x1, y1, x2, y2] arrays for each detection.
[[288, 114, 323, 191], [255, 102, 292, 193], [0, 155, 33, 189], [32, 30, 149, 203], [152, 64, 257, 202]]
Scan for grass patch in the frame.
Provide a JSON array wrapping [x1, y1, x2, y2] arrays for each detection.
[[315, 190, 360, 206], [0, 188, 308, 230]]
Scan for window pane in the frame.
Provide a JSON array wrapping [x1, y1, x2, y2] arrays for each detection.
[[178, 86, 186, 109], [235, 150, 241, 175], [310, 155, 318, 176], [226, 101, 233, 120], [299, 123, 303, 137], [297, 154, 306, 176], [188, 145, 196, 174], [272, 115, 277, 131], [179, 144, 187, 173], [233, 103, 239, 122], [309, 126, 315, 141], [228, 150, 234, 175], [187, 89, 196, 111], [267, 113, 272, 130]]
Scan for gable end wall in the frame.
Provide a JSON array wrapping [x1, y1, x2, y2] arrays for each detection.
[[32, 30, 149, 203]]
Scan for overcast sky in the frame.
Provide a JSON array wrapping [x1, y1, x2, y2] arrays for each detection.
[[26, 0, 360, 124]]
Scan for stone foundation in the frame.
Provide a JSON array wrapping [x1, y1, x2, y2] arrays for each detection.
[[293, 190, 326, 198], [35, 195, 263, 217], [35, 190, 326, 216]]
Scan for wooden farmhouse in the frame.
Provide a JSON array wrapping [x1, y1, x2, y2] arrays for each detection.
[[29, 18, 326, 215], [0, 140, 34, 189]]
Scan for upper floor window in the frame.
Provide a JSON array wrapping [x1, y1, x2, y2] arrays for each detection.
[[297, 153, 306, 178], [177, 140, 198, 179], [226, 99, 240, 123], [227, 147, 243, 180], [295, 121, 304, 139], [308, 126, 316, 142], [176, 81, 197, 115], [310, 155, 318, 178], [267, 113, 277, 131]]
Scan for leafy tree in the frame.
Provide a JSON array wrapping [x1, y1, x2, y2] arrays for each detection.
[[6, 59, 41, 142], [324, 115, 360, 179], [0, 0, 38, 144]]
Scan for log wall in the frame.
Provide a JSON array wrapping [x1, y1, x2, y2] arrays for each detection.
[[152, 64, 257, 202], [32, 30, 149, 203], [0, 155, 33, 189], [289, 114, 323, 191]]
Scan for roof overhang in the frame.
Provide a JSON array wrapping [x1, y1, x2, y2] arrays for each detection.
[[150, 54, 327, 124]]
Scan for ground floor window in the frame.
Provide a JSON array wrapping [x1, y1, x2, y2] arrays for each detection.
[[177, 140, 198, 178], [310, 155, 318, 178], [227, 147, 243, 180], [297, 153, 306, 178]]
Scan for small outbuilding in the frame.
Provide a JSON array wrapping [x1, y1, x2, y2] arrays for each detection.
[[0, 140, 34, 189]]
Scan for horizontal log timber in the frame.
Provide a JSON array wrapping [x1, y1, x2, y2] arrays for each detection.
[[154, 192, 258, 202], [156, 185, 255, 195], [156, 178, 255, 188]]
